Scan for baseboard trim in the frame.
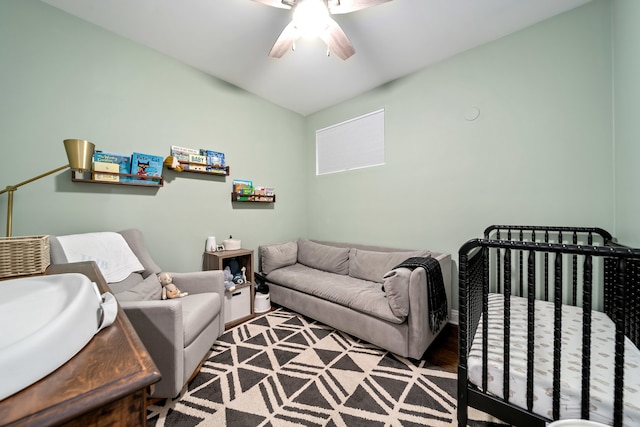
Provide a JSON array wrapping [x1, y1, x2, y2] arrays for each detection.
[[449, 309, 459, 325]]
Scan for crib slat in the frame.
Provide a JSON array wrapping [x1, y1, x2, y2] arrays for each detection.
[[519, 230, 524, 297], [572, 232, 578, 306], [544, 231, 550, 300], [503, 248, 512, 401], [614, 258, 626, 427], [526, 250, 536, 412], [552, 251, 563, 420], [482, 246, 490, 392], [581, 255, 592, 420]]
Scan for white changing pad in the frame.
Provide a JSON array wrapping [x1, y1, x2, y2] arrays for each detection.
[[468, 294, 640, 426]]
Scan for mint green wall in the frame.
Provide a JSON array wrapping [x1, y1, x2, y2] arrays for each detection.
[[613, 0, 640, 247], [0, 1, 624, 312], [0, 0, 307, 272], [305, 0, 614, 309]]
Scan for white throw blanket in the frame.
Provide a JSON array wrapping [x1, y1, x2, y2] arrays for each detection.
[[57, 232, 145, 283]]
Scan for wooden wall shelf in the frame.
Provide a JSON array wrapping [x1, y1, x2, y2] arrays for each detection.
[[72, 171, 163, 187], [166, 161, 230, 176], [231, 192, 276, 203]]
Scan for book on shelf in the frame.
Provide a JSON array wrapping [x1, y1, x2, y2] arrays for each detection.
[[131, 152, 164, 184], [92, 151, 132, 182], [188, 153, 207, 171], [171, 145, 199, 163], [200, 149, 226, 170], [233, 179, 253, 195], [93, 162, 119, 182]]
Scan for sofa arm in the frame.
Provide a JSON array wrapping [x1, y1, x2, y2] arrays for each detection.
[[405, 253, 452, 358], [172, 270, 225, 296]]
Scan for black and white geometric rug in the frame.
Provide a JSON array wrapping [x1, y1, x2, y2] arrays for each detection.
[[147, 308, 502, 426]]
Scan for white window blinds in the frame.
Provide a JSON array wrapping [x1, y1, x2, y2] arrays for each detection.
[[316, 108, 385, 175]]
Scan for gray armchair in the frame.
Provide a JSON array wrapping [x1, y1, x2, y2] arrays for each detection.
[[49, 229, 225, 399]]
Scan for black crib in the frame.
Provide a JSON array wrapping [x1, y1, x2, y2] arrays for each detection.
[[457, 225, 640, 427]]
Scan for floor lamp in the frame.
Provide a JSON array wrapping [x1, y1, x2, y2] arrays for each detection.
[[0, 139, 95, 237]]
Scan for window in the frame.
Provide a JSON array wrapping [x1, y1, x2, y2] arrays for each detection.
[[316, 108, 385, 175]]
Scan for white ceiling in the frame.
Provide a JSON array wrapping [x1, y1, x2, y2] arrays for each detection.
[[41, 0, 591, 116]]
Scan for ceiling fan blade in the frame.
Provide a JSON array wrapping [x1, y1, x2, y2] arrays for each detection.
[[319, 17, 355, 60], [253, 0, 294, 9], [269, 21, 300, 58], [328, 0, 391, 14]]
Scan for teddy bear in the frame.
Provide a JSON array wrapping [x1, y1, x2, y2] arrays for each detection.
[[158, 272, 189, 299]]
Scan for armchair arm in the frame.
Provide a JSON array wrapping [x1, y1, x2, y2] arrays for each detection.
[[119, 300, 185, 397], [172, 270, 225, 296]]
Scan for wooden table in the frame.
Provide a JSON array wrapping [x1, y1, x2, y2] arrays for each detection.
[[0, 262, 161, 426]]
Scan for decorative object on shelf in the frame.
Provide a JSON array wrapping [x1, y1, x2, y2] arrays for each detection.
[[163, 155, 184, 172], [205, 236, 217, 252], [0, 139, 94, 237], [223, 236, 241, 251]]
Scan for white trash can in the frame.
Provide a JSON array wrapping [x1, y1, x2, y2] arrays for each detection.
[[254, 292, 271, 313], [548, 420, 610, 427]]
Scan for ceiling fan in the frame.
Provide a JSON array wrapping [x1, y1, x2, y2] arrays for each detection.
[[254, 0, 391, 60]]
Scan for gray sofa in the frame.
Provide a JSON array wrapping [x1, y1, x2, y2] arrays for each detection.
[[258, 239, 452, 359], [49, 229, 225, 398]]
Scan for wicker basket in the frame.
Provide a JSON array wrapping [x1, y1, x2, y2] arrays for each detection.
[[0, 235, 50, 279]]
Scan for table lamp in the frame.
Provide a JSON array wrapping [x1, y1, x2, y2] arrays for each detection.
[[0, 139, 95, 237]]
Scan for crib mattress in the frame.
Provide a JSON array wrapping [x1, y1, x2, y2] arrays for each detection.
[[468, 294, 640, 426]]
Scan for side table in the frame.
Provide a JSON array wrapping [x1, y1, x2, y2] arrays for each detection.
[[203, 249, 254, 328]]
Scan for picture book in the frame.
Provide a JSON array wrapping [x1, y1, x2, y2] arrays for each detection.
[[93, 162, 120, 182], [171, 145, 199, 163], [92, 151, 131, 182], [188, 153, 207, 171], [131, 152, 164, 184], [200, 149, 225, 170], [233, 179, 253, 195]]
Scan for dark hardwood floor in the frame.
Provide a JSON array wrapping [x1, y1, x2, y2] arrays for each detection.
[[423, 323, 458, 373]]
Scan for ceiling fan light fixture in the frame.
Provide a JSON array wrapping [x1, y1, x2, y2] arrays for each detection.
[[293, 0, 329, 39]]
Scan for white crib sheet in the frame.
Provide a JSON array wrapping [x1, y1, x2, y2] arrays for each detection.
[[468, 294, 640, 426]]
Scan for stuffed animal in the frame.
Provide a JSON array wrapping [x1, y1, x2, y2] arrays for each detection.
[[223, 266, 236, 293], [158, 272, 189, 299], [228, 258, 245, 285], [163, 155, 184, 172]]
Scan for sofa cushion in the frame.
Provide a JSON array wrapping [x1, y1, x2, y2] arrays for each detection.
[[297, 239, 350, 275], [349, 248, 431, 283], [119, 229, 162, 278], [261, 241, 298, 274], [382, 268, 412, 317], [266, 264, 404, 324], [114, 273, 162, 302], [108, 272, 145, 294]]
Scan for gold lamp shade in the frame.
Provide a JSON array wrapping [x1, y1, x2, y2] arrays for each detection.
[[63, 139, 95, 172], [1, 138, 95, 236]]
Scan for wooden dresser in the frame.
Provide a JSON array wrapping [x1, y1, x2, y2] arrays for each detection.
[[0, 262, 161, 426]]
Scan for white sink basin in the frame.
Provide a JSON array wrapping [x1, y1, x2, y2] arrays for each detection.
[[0, 273, 112, 401]]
